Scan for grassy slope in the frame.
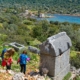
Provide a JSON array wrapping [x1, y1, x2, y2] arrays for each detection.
[[0, 45, 40, 72], [0, 45, 80, 79]]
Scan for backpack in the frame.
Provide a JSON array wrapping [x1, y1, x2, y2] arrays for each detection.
[[20, 54, 27, 64]]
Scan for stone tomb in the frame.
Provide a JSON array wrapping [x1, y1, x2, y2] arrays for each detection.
[[39, 32, 72, 80], [9, 42, 25, 52]]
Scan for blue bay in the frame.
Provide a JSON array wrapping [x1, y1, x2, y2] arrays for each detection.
[[37, 14, 80, 24]]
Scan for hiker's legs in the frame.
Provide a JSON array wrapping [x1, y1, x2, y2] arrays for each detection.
[[20, 64, 24, 73], [6, 64, 11, 73], [23, 64, 26, 74]]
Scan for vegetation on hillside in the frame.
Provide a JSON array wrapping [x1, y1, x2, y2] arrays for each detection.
[[0, 0, 80, 14], [0, 6, 80, 51], [0, 1, 80, 50], [0, 1, 80, 80]]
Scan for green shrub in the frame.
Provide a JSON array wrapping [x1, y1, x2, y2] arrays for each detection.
[[63, 72, 71, 80], [13, 52, 19, 60], [70, 53, 80, 69], [75, 75, 80, 80], [23, 20, 33, 25]]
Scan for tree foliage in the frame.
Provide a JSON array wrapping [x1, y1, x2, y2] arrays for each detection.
[[0, 1, 80, 51], [0, 0, 80, 14]]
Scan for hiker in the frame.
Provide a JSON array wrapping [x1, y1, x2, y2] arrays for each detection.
[[1, 45, 7, 60], [17, 50, 30, 74], [1, 48, 15, 72]]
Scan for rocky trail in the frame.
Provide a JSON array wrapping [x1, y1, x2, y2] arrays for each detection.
[[0, 68, 51, 80], [0, 66, 80, 80]]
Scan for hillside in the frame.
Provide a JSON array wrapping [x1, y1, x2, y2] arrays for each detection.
[[0, 0, 80, 14], [0, 0, 80, 80]]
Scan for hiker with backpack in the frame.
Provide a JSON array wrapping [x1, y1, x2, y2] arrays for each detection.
[[17, 50, 30, 74], [1, 48, 15, 72], [1, 45, 7, 60]]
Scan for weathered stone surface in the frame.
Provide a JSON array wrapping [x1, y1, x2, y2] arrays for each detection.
[[9, 42, 25, 52], [39, 32, 72, 80], [51, 64, 70, 80], [39, 32, 72, 56], [12, 72, 24, 80], [28, 46, 40, 54]]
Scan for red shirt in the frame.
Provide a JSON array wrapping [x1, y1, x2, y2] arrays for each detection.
[[2, 57, 12, 67]]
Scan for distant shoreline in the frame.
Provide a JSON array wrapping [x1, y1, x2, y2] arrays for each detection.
[[55, 13, 80, 17], [42, 13, 80, 18], [36, 13, 80, 24]]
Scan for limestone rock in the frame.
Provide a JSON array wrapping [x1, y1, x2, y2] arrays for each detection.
[[12, 72, 24, 80]]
